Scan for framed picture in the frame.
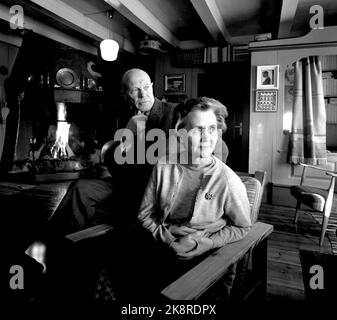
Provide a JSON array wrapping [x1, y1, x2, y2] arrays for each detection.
[[164, 74, 186, 93], [255, 90, 278, 112], [256, 65, 279, 89]]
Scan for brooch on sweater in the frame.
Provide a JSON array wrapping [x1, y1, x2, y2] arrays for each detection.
[[205, 192, 214, 200]]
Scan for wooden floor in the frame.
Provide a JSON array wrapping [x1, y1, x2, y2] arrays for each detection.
[[2, 180, 335, 301], [258, 203, 334, 300]]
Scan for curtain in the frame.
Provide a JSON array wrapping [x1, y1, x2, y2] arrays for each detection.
[[288, 56, 327, 165]]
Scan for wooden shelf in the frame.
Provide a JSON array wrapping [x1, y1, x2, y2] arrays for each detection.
[[54, 88, 103, 104]]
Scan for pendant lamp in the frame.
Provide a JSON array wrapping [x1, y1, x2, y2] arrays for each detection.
[[100, 39, 119, 61], [100, 10, 119, 61]]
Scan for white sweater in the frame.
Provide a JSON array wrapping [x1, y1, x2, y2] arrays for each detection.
[[138, 156, 251, 248]]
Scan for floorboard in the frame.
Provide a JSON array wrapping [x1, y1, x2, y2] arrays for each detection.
[[259, 203, 335, 300]]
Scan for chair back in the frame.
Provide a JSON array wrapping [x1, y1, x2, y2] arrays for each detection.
[[236, 171, 266, 223]]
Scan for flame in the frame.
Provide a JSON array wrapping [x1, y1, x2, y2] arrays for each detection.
[[51, 102, 74, 158], [51, 121, 71, 158]]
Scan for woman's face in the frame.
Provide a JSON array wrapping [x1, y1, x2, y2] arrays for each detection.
[[183, 109, 218, 160]]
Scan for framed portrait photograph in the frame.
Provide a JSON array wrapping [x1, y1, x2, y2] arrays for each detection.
[[256, 65, 279, 89], [255, 90, 278, 112], [164, 74, 186, 93]]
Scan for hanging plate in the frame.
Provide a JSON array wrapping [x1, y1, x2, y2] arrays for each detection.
[[55, 68, 78, 89]]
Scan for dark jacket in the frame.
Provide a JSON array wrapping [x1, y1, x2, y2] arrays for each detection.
[[145, 98, 176, 135]]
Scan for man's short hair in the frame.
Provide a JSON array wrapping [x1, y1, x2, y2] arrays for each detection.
[[172, 97, 228, 132]]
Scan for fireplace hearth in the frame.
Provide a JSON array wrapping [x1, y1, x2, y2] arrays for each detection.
[[5, 96, 103, 183], [8, 151, 102, 183]]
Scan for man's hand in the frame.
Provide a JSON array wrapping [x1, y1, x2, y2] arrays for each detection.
[[176, 237, 214, 260], [125, 113, 148, 135], [120, 113, 148, 152]]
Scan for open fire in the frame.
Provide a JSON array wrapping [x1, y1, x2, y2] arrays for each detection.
[[50, 102, 74, 159], [9, 98, 102, 181]]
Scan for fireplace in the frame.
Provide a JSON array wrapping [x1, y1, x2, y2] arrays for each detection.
[[6, 96, 104, 182]]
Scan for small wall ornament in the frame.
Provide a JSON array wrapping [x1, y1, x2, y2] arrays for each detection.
[[255, 90, 278, 112]]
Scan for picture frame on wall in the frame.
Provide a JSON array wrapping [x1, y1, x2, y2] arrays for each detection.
[[256, 65, 279, 89], [164, 74, 186, 93], [255, 90, 278, 112]]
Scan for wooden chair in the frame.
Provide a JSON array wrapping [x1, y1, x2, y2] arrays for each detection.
[[290, 163, 337, 246], [161, 171, 273, 300], [66, 170, 273, 301]]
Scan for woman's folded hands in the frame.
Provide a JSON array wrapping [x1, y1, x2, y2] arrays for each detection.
[[168, 225, 214, 259]]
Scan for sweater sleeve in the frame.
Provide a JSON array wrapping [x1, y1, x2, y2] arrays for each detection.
[[138, 165, 175, 245], [208, 171, 252, 248]]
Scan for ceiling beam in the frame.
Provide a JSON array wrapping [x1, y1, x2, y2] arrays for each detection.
[[0, 31, 22, 48], [190, 0, 231, 44], [179, 40, 207, 50], [278, 0, 299, 38], [29, 0, 135, 53], [104, 0, 180, 48], [0, 3, 97, 54]]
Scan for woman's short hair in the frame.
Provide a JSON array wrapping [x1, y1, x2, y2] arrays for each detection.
[[172, 97, 228, 132]]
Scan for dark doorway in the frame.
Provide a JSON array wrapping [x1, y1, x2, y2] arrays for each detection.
[[198, 62, 250, 172]]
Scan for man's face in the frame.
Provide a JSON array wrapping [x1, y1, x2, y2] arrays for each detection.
[[124, 71, 155, 113], [183, 109, 218, 159]]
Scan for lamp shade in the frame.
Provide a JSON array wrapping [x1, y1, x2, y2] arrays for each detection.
[[100, 39, 119, 61]]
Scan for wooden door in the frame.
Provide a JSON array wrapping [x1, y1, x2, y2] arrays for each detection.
[[198, 62, 250, 172]]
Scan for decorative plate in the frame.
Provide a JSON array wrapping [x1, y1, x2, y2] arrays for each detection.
[[55, 68, 78, 88]]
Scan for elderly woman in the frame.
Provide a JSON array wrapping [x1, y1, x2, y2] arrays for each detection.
[[107, 97, 251, 301], [138, 97, 251, 261], [109, 97, 251, 301]]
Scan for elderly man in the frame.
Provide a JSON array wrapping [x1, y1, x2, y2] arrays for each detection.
[[45, 69, 229, 234]]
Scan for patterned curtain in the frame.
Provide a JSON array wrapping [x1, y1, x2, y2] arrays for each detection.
[[288, 56, 327, 165]]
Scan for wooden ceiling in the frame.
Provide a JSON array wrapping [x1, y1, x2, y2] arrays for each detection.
[[1, 0, 337, 55]]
